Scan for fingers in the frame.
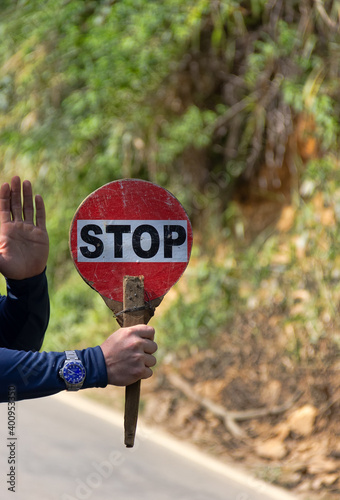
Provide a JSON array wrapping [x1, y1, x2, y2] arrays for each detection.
[[10, 176, 23, 221], [128, 326, 157, 379], [144, 352, 157, 369], [127, 325, 156, 349], [22, 179, 34, 223], [0, 177, 45, 226], [129, 325, 157, 356], [135, 355, 157, 381], [143, 367, 154, 380], [0, 182, 11, 224], [131, 324, 155, 341], [143, 339, 158, 355], [35, 194, 47, 230], [101, 325, 158, 386]]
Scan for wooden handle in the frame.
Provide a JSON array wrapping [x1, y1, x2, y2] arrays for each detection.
[[124, 380, 141, 448], [123, 275, 145, 448]]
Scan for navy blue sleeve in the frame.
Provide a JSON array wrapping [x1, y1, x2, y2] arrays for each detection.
[[0, 270, 49, 352], [0, 346, 108, 402]]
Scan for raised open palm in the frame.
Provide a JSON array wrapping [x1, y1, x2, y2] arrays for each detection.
[[0, 176, 49, 280]]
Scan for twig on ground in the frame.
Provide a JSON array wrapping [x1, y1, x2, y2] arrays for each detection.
[[166, 372, 303, 439]]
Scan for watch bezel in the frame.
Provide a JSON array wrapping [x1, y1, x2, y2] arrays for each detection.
[[59, 358, 86, 390]]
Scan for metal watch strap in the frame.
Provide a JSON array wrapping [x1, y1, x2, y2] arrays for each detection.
[[65, 350, 79, 360]]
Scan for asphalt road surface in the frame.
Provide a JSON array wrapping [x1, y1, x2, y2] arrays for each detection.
[[0, 392, 298, 500]]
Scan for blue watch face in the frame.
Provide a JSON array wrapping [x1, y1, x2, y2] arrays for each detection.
[[63, 361, 86, 384]]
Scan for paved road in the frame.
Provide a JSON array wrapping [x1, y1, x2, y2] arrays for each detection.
[[0, 393, 297, 500]]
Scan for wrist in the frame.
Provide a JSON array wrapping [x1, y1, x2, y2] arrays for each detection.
[[75, 347, 108, 389], [5, 267, 47, 284]]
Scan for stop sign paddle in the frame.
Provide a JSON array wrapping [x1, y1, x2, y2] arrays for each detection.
[[69, 179, 193, 446]]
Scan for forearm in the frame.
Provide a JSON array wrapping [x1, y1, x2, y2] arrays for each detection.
[[0, 269, 50, 351], [0, 346, 107, 402]]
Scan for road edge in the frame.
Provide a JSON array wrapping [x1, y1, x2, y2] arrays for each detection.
[[53, 391, 299, 500]]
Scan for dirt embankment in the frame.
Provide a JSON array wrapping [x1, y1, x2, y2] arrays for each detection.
[[141, 306, 339, 500]]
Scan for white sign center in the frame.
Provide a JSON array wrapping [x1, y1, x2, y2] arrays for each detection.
[[77, 220, 188, 263]]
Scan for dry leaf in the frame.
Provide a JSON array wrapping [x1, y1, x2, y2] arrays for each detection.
[[276, 206, 295, 232], [255, 438, 287, 460], [287, 404, 318, 436]]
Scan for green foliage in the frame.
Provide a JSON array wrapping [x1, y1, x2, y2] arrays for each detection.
[[158, 106, 217, 164], [44, 273, 114, 352], [302, 155, 339, 187], [155, 253, 238, 354]]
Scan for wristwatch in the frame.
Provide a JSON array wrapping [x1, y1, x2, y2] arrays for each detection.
[[59, 350, 86, 391]]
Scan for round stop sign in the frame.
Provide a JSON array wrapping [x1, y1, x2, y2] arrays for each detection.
[[69, 179, 193, 303]]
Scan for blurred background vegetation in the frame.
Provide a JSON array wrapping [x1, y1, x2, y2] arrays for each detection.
[[0, 0, 340, 362]]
